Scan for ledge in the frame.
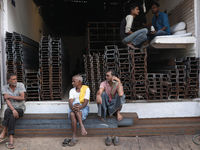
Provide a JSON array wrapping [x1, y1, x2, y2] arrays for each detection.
[[150, 36, 196, 49]]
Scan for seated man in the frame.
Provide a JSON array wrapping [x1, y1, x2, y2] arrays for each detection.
[[96, 70, 125, 122], [120, 3, 148, 49], [63, 75, 90, 147], [144, 2, 170, 44], [0, 73, 26, 149]]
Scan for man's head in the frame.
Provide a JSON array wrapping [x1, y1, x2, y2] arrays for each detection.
[[130, 3, 140, 16], [151, 2, 160, 14], [7, 73, 17, 86], [72, 75, 82, 88], [106, 70, 116, 82]]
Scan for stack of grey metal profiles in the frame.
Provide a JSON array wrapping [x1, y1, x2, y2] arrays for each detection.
[[39, 36, 62, 100], [5, 32, 39, 101]]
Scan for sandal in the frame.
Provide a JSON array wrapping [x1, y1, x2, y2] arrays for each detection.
[[105, 135, 112, 146], [113, 136, 120, 146], [0, 137, 7, 143], [62, 138, 71, 147], [68, 139, 78, 147], [5, 142, 15, 149]]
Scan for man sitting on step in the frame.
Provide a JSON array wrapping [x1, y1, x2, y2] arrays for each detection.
[[62, 75, 90, 147], [96, 70, 125, 122], [0, 73, 26, 149]]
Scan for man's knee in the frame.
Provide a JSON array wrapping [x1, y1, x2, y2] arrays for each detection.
[[70, 111, 76, 118], [143, 28, 148, 34]]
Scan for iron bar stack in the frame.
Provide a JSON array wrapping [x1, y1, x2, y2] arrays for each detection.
[[83, 54, 96, 100], [117, 48, 133, 100], [51, 38, 62, 100], [5, 32, 14, 74], [104, 45, 118, 72], [186, 57, 199, 99], [39, 36, 53, 100], [131, 49, 148, 100]]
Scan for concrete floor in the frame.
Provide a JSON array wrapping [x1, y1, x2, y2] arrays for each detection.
[[0, 135, 200, 150]]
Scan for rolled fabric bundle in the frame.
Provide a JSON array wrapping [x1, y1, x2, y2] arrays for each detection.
[[170, 22, 186, 34], [172, 30, 187, 35]]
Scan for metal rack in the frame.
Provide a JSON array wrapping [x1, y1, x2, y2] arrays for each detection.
[[86, 22, 123, 53]]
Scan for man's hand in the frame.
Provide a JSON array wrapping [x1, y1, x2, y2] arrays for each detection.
[[12, 109, 19, 118], [4, 94, 11, 100], [151, 31, 157, 34], [112, 76, 120, 82], [96, 95, 102, 105], [72, 103, 81, 113]]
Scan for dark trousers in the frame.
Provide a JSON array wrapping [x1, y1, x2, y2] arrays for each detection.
[[2, 108, 23, 135]]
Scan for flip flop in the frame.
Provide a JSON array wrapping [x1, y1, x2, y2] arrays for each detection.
[[62, 138, 71, 147], [68, 139, 78, 147], [5, 142, 15, 149], [0, 137, 7, 143]]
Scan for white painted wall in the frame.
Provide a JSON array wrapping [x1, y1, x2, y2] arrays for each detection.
[[6, 0, 51, 42], [146, 0, 183, 24], [1, 101, 200, 119]]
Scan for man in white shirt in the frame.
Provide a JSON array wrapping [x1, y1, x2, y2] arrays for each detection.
[[120, 3, 148, 49], [63, 75, 90, 147]]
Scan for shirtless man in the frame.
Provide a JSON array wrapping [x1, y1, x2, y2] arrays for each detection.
[[96, 70, 125, 122]]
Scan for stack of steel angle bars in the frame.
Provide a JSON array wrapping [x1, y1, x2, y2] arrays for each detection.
[[186, 57, 199, 99], [51, 37, 62, 100], [117, 47, 133, 100], [5, 32, 39, 101], [104, 45, 118, 73], [39, 36, 62, 100], [147, 73, 171, 101], [131, 49, 148, 100], [83, 54, 96, 100]]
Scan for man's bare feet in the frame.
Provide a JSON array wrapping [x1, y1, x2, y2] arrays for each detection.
[[80, 125, 87, 136], [143, 40, 149, 46], [99, 116, 104, 122], [117, 112, 123, 122], [127, 43, 139, 49]]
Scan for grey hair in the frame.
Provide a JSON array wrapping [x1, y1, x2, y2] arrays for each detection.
[[73, 75, 83, 83]]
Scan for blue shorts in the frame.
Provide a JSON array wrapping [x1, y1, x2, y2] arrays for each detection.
[[68, 102, 89, 124]]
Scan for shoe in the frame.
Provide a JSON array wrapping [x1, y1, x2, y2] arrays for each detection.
[[105, 135, 112, 146], [113, 136, 120, 146]]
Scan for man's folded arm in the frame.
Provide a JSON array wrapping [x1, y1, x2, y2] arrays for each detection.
[[4, 92, 25, 101]]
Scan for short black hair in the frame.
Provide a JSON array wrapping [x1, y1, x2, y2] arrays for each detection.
[[152, 2, 160, 8], [7, 73, 17, 80], [130, 3, 138, 13], [106, 70, 117, 77]]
